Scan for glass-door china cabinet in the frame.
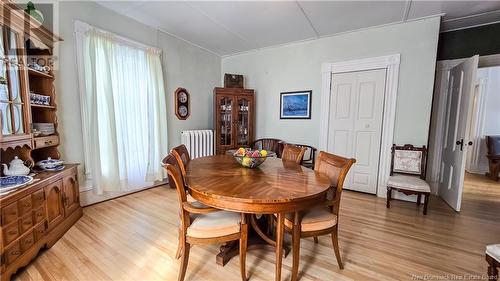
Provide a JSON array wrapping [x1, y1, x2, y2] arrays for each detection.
[[1, 5, 62, 166], [1, 26, 31, 143], [214, 87, 255, 155]]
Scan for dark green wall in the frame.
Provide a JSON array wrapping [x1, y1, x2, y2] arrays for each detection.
[[437, 22, 500, 60]]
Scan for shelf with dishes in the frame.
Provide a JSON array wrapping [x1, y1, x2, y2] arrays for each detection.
[[29, 91, 54, 108], [27, 67, 54, 79]]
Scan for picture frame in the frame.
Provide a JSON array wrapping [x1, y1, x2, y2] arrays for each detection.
[[280, 90, 312, 119]]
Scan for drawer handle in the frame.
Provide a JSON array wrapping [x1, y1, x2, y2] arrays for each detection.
[[24, 221, 31, 225], [11, 251, 21, 255], [8, 230, 18, 235], [37, 213, 43, 217], [44, 140, 53, 145], [9, 211, 17, 215]]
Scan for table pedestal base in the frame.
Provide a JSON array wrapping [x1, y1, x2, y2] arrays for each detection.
[[216, 215, 290, 266]]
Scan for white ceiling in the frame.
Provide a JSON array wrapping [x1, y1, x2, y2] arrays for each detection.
[[96, 1, 500, 56]]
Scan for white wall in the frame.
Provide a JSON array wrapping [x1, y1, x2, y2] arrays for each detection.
[[54, 1, 221, 180], [222, 17, 440, 148]]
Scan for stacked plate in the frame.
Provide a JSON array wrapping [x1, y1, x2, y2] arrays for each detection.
[[0, 176, 34, 195], [33, 123, 55, 136], [36, 157, 65, 171]]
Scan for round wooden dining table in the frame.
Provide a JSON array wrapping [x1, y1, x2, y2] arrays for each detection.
[[186, 155, 331, 281]]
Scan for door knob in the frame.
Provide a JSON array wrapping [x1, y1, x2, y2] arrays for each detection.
[[467, 141, 473, 146], [456, 139, 464, 151]]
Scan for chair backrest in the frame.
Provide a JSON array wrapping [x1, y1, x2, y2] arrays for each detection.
[[281, 144, 307, 164], [172, 144, 190, 180], [486, 136, 500, 156], [314, 151, 356, 215], [282, 142, 317, 168], [163, 161, 188, 207], [252, 138, 283, 157], [390, 144, 427, 179], [163, 161, 191, 230], [162, 154, 180, 189]]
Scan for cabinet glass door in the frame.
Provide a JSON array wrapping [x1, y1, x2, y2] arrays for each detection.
[[218, 96, 233, 147], [1, 27, 25, 136], [236, 96, 251, 146]]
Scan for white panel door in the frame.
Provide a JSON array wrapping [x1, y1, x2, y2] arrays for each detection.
[[328, 69, 386, 194], [438, 55, 479, 211]]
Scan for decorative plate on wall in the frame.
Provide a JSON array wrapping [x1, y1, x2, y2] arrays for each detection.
[[174, 87, 190, 120]]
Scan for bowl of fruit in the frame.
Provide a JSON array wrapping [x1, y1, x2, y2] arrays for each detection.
[[233, 147, 268, 168]]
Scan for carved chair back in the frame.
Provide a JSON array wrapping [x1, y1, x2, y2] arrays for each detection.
[[252, 138, 283, 157], [390, 144, 427, 180], [314, 151, 356, 216], [281, 144, 307, 164]]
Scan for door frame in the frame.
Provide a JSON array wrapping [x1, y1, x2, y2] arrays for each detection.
[[319, 54, 401, 197]]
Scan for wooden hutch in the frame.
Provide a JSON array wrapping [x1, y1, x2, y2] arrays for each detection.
[[214, 86, 255, 155], [0, 2, 81, 280]]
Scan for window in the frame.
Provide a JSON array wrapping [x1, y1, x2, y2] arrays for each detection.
[[75, 21, 168, 194]]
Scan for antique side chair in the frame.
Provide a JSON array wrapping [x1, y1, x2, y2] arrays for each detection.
[[164, 160, 248, 281], [487, 244, 500, 281], [281, 144, 307, 164], [386, 144, 430, 215]]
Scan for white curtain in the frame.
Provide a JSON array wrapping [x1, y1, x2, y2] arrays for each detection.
[[77, 23, 168, 194]]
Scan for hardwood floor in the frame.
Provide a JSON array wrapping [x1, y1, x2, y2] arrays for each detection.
[[12, 174, 500, 281]]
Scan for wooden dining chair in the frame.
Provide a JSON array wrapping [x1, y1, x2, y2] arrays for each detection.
[[286, 151, 355, 281], [172, 144, 191, 184], [281, 144, 307, 164], [163, 153, 212, 259], [282, 142, 317, 169], [164, 160, 248, 281], [252, 138, 283, 157]]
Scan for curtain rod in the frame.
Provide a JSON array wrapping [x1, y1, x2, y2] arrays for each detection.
[[74, 20, 162, 55]]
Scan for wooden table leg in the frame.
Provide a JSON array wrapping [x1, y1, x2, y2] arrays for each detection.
[[216, 214, 290, 267], [275, 213, 284, 281]]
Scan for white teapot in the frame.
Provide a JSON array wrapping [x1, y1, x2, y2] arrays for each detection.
[[2, 156, 30, 176]]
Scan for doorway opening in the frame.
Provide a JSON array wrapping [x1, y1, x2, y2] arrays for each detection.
[[428, 55, 500, 212], [463, 65, 500, 210]]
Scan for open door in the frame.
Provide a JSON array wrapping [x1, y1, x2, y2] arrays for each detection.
[[438, 55, 479, 211]]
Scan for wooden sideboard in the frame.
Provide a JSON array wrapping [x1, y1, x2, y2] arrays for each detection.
[[0, 165, 82, 281]]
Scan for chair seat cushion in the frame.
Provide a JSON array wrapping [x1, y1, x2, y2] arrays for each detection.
[[387, 175, 430, 192], [283, 206, 338, 232], [486, 244, 500, 262], [187, 211, 241, 238]]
